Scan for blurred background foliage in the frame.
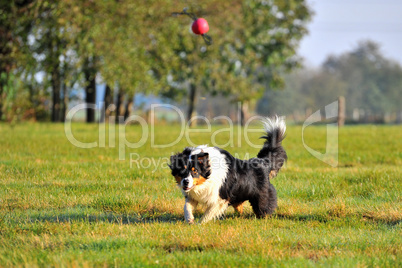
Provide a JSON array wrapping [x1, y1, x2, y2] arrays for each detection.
[[0, 0, 401, 124]]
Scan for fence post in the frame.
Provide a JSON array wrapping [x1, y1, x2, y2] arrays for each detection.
[[338, 96, 345, 127]]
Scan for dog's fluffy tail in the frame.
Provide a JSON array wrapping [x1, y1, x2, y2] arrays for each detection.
[[257, 116, 287, 174], [260, 116, 286, 150]]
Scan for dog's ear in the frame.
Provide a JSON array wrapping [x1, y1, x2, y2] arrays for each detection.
[[182, 147, 193, 156], [169, 153, 181, 170], [197, 152, 209, 164], [197, 152, 211, 178]]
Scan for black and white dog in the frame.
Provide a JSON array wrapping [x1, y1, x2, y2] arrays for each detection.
[[169, 116, 287, 224]]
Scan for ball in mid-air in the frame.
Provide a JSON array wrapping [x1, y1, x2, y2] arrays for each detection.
[[191, 18, 209, 35]]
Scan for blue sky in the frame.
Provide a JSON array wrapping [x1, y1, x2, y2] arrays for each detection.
[[299, 0, 402, 67]]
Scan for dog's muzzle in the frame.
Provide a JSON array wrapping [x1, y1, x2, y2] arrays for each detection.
[[182, 176, 194, 192]]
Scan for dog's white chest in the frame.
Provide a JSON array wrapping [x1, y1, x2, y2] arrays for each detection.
[[188, 179, 223, 206]]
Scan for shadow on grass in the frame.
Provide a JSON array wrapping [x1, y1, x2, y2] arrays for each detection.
[[274, 213, 401, 227], [5, 208, 401, 227], [20, 209, 184, 225], [224, 210, 331, 223], [275, 213, 329, 223], [159, 243, 216, 253], [224, 212, 330, 223], [225, 211, 401, 227]]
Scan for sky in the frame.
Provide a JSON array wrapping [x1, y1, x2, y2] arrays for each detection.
[[298, 0, 402, 67]]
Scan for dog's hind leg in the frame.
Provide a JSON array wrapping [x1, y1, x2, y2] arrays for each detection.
[[199, 201, 229, 224], [250, 185, 277, 218], [232, 202, 244, 215]]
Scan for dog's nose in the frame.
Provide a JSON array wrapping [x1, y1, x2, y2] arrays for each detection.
[[182, 178, 189, 186]]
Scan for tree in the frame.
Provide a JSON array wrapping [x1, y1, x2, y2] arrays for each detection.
[[257, 40, 402, 123], [1, 1, 312, 124], [148, 0, 312, 125], [257, 70, 307, 117], [145, 1, 221, 123], [59, 0, 100, 123], [0, 0, 35, 121], [61, 0, 160, 123], [322, 40, 402, 121], [217, 0, 311, 124], [21, 0, 82, 122]]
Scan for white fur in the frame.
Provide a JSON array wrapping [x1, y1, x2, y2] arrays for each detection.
[[180, 117, 286, 224], [184, 198, 198, 224], [184, 146, 229, 223], [262, 115, 286, 139], [181, 175, 194, 191]]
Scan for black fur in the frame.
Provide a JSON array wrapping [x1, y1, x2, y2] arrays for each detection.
[[170, 150, 211, 182], [169, 117, 287, 221], [217, 150, 280, 218], [257, 126, 287, 175], [218, 123, 287, 218]]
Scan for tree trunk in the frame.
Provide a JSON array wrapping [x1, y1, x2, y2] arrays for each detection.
[[0, 1, 35, 121], [60, 81, 68, 122], [51, 64, 61, 122], [115, 88, 124, 124], [124, 94, 134, 121], [0, 88, 3, 121], [0, 24, 12, 122], [100, 84, 112, 123], [0, 72, 5, 121], [240, 101, 249, 126], [187, 83, 197, 124], [84, 58, 97, 123]]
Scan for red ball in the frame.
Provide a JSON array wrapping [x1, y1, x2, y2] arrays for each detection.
[[191, 18, 209, 35]]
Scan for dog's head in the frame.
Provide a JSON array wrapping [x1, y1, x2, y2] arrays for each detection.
[[169, 148, 211, 192]]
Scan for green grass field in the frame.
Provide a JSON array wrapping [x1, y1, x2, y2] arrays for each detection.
[[0, 123, 401, 267]]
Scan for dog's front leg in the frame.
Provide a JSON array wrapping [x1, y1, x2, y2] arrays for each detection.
[[199, 201, 229, 224], [184, 197, 198, 224]]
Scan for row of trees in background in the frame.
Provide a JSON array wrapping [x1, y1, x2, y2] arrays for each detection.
[[257, 41, 402, 123], [0, 0, 312, 124], [2, 2, 401, 125]]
